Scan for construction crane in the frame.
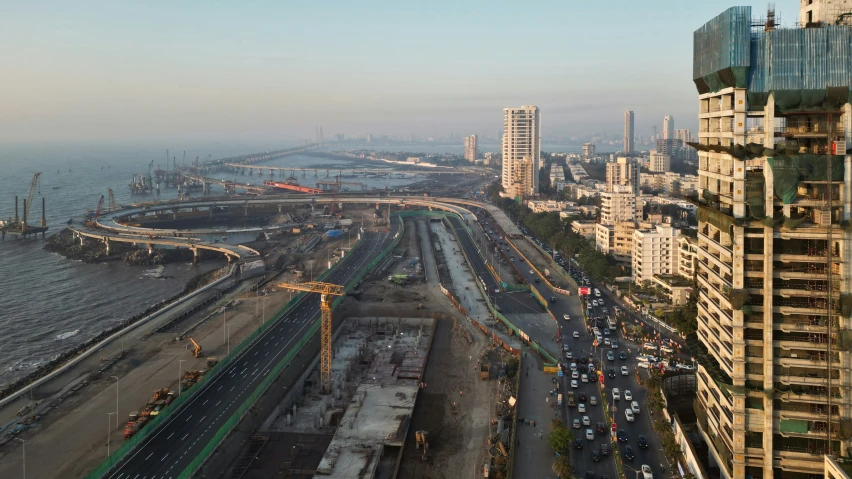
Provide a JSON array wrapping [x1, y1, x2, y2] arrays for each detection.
[[276, 281, 345, 393], [188, 337, 203, 358], [108, 188, 117, 212], [94, 195, 105, 219], [21, 172, 41, 231]]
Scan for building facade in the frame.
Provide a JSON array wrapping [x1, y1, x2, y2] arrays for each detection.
[[632, 224, 680, 283], [693, 6, 852, 478], [677, 235, 698, 279], [501, 106, 540, 199], [464, 134, 478, 162], [583, 142, 596, 160], [663, 115, 674, 139], [624, 110, 635, 153], [650, 152, 672, 172]]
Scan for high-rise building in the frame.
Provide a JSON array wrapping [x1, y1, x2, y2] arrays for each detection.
[[632, 224, 680, 283], [597, 157, 640, 262], [675, 128, 692, 143], [663, 115, 674, 139], [693, 6, 852, 478], [501, 106, 540, 199], [464, 135, 478, 162], [582, 142, 596, 160], [649, 152, 671, 172], [606, 156, 640, 197], [624, 110, 635, 153], [801, 0, 852, 25]]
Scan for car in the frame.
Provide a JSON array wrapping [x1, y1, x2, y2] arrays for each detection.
[[619, 351, 628, 360], [587, 302, 593, 309], [574, 438, 584, 449], [623, 445, 635, 461], [624, 390, 633, 401], [677, 364, 695, 371], [563, 314, 570, 321], [642, 464, 654, 479], [611, 341, 619, 349], [604, 337, 611, 346], [637, 435, 648, 449], [582, 415, 591, 426], [571, 380, 578, 388], [612, 388, 621, 400], [586, 428, 595, 440], [596, 422, 606, 435], [578, 403, 586, 413], [573, 418, 581, 429], [607, 351, 615, 361], [602, 307, 608, 314], [535, 278, 541, 283], [637, 361, 651, 369], [572, 370, 579, 379], [603, 329, 611, 336], [570, 362, 577, 370], [588, 364, 595, 373], [573, 331, 580, 338], [581, 373, 589, 383], [565, 351, 573, 359], [529, 270, 535, 275], [600, 443, 611, 456], [594, 288, 601, 297], [549, 296, 557, 303], [562, 344, 571, 352], [580, 357, 589, 365], [661, 345, 675, 354], [590, 450, 601, 462], [608, 367, 616, 378], [621, 366, 629, 376], [592, 299, 599, 307], [590, 395, 597, 405], [585, 472, 595, 479], [579, 392, 587, 402], [631, 401, 640, 413], [617, 429, 628, 442], [625, 409, 635, 422]]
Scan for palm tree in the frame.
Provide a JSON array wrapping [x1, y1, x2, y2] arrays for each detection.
[[551, 455, 574, 479]]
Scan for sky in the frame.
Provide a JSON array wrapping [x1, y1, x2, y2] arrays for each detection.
[[0, 1, 798, 144]]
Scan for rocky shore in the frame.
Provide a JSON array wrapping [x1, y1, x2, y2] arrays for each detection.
[[0, 264, 231, 399], [44, 228, 216, 265]]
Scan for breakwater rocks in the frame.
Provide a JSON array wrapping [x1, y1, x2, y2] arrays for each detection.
[[45, 228, 215, 265], [0, 265, 231, 399], [44, 228, 109, 262]]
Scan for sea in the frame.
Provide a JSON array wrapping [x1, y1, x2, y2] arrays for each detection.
[[0, 140, 424, 388]]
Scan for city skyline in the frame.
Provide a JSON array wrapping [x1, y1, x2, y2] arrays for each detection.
[[0, 0, 798, 144]]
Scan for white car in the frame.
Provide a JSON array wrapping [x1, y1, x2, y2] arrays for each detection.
[[581, 374, 589, 383], [592, 299, 599, 307], [621, 366, 629, 376], [631, 401, 640, 413], [604, 337, 611, 346], [572, 370, 579, 379], [586, 429, 595, 440], [637, 361, 651, 369], [612, 388, 620, 400], [625, 409, 635, 422], [578, 403, 586, 413], [565, 351, 573, 359], [642, 464, 654, 479], [529, 270, 534, 275], [582, 415, 591, 426], [563, 314, 570, 321], [573, 418, 581, 429], [573, 331, 580, 338], [571, 380, 578, 388], [624, 390, 633, 401]]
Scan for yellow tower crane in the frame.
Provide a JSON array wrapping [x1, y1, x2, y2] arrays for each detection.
[[276, 281, 345, 393]]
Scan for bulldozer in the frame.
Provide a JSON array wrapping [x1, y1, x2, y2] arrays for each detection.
[[415, 430, 429, 460], [189, 336, 203, 358]]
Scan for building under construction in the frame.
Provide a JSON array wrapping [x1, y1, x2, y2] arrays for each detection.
[[691, 4, 852, 478], [0, 173, 48, 239]]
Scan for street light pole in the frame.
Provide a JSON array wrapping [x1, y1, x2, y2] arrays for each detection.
[[227, 323, 232, 355], [107, 412, 116, 457], [110, 376, 119, 418], [14, 438, 25, 479], [178, 360, 187, 396], [223, 308, 227, 346]]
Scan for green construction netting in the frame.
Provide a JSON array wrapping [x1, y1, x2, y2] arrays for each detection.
[[779, 419, 809, 434], [729, 289, 750, 309], [762, 216, 780, 227], [741, 304, 754, 316], [766, 155, 845, 204], [841, 418, 852, 440], [838, 330, 852, 350], [697, 205, 740, 239], [745, 175, 765, 218], [841, 293, 852, 318], [782, 215, 808, 229], [772, 87, 849, 113]]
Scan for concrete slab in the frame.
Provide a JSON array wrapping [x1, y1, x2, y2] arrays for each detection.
[[430, 222, 489, 322]]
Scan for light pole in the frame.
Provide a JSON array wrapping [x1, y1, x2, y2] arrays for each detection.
[[223, 308, 227, 346], [256, 286, 260, 317], [178, 359, 187, 396], [110, 375, 119, 418], [107, 412, 116, 457], [262, 294, 266, 323], [226, 323, 232, 355], [14, 438, 25, 479]]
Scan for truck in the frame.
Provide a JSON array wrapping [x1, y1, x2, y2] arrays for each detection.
[[567, 391, 576, 407], [480, 362, 489, 380]]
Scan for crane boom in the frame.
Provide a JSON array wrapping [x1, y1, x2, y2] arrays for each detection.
[[277, 281, 345, 393], [22, 172, 41, 229], [108, 188, 117, 211], [94, 195, 105, 219]]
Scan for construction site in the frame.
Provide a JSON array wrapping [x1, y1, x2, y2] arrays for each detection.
[[0, 172, 48, 239]]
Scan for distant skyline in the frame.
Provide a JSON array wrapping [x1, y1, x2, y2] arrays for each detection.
[[1, 1, 797, 144]]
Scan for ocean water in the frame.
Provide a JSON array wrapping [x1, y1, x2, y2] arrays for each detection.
[[0, 140, 420, 388]]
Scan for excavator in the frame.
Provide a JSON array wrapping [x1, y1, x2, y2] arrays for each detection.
[[188, 337, 203, 358]]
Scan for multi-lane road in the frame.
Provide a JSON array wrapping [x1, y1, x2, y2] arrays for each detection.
[[105, 226, 396, 479]]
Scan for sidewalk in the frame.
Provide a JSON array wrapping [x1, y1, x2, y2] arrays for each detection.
[[514, 351, 562, 479]]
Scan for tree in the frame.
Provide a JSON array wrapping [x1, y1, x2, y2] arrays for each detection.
[[551, 454, 574, 479], [547, 425, 574, 454]]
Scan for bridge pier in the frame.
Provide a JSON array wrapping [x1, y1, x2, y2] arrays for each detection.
[[147, 244, 154, 256], [103, 237, 110, 255], [80, 234, 84, 246], [191, 247, 199, 264]]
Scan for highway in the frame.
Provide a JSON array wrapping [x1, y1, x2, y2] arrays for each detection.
[[105, 224, 397, 479], [445, 215, 541, 315]]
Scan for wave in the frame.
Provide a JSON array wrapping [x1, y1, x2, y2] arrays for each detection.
[[55, 330, 80, 341]]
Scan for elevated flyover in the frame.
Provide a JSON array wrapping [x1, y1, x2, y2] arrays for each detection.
[[67, 195, 499, 262]]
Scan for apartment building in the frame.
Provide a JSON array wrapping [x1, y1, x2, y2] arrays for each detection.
[[650, 152, 672, 172], [501, 106, 540, 199], [583, 142, 596, 160], [632, 224, 680, 283], [692, 5, 852, 478], [597, 156, 640, 262], [677, 235, 698, 279], [464, 134, 478, 162]]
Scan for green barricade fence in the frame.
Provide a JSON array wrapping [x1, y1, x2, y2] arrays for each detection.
[[504, 283, 530, 292], [529, 285, 548, 310], [176, 215, 406, 478], [84, 227, 378, 478]]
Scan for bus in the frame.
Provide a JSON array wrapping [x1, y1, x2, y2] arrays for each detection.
[[607, 316, 617, 330]]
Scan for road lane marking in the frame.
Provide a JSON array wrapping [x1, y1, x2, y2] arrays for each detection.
[[167, 432, 174, 440], [186, 415, 192, 421], [182, 433, 189, 440], [145, 452, 154, 460]]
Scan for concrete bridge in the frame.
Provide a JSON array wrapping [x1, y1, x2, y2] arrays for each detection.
[[66, 195, 509, 263]]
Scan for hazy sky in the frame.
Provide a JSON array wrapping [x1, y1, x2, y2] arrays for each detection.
[[1, 1, 796, 144]]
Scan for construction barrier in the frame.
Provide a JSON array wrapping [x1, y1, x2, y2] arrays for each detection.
[[529, 285, 548, 310], [504, 283, 531, 293], [543, 366, 560, 374]]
